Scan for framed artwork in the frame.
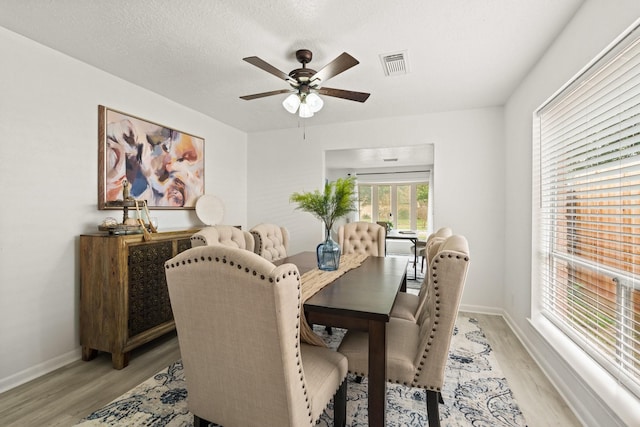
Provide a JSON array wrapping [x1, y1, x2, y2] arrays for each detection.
[[98, 105, 204, 209]]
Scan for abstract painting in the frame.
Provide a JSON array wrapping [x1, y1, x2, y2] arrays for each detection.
[[98, 106, 204, 209]]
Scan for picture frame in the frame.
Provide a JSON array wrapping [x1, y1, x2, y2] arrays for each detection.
[[98, 105, 204, 209]]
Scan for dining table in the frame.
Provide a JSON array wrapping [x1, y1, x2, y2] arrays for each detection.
[[385, 229, 420, 280], [275, 251, 408, 427]]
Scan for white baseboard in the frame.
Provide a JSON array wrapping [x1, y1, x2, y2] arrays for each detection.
[[458, 303, 503, 316], [0, 348, 81, 393]]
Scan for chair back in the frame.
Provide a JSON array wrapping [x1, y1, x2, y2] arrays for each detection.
[[337, 221, 386, 256], [190, 225, 254, 251], [250, 223, 290, 261], [417, 227, 454, 293], [413, 235, 470, 389], [413, 227, 455, 316], [424, 227, 453, 264], [165, 245, 315, 426]]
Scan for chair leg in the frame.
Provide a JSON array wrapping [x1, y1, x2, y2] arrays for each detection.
[[333, 379, 347, 427], [426, 390, 441, 427], [194, 414, 210, 427], [326, 325, 333, 335]]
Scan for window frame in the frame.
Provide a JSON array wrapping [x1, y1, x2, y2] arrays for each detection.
[[532, 18, 640, 406], [357, 181, 429, 234]]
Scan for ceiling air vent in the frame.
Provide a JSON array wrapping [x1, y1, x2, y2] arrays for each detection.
[[380, 50, 408, 76]]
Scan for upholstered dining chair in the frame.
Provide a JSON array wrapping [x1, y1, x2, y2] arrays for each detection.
[[391, 227, 453, 323], [250, 222, 290, 261], [190, 225, 254, 252], [337, 221, 386, 257], [165, 245, 347, 427], [338, 234, 470, 427]]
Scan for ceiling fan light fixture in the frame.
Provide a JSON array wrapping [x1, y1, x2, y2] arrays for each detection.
[[306, 92, 324, 113], [243, 49, 370, 117], [282, 93, 300, 114], [298, 102, 313, 118]]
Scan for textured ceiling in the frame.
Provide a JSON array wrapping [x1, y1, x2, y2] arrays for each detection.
[[0, 0, 583, 134]]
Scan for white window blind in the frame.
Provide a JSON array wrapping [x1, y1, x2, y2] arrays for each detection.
[[534, 22, 640, 398]]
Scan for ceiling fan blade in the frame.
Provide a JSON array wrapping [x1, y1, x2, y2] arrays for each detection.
[[317, 87, 370, 103], [310, 52, 359, 84], [243, 56, 297, 84], [240, 89, 293, 101]]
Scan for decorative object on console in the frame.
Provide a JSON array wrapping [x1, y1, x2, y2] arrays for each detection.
[[101, 217, 118, 227], [98, 105, 204, 210], [98, 179, 158, 239], [290, 176, 357, 271], [194, 194, 225, 225]]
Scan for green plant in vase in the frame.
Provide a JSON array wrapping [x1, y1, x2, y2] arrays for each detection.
[[290, 176, 357, 271]]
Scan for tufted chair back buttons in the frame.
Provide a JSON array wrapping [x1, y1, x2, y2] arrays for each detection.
[[249, 223, 290, 262], [190, 225, 255, 252], [337, 221, 386, 257]]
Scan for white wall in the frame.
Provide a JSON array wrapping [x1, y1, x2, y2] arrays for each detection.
[[247, 108, 505, 313], [0, 27, 247, 391], [504, 1, 640, 426]]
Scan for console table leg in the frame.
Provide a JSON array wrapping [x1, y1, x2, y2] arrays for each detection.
[[112, 351, 130, 369], [81, 346, 97, 361]]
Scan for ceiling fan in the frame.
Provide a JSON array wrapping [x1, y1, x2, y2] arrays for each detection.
[[240, 49, 370, 118]]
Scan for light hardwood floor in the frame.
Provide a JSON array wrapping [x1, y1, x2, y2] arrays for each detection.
[[0, 313, 581, 426]]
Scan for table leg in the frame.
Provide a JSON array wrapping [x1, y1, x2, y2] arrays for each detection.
[[368, 320, 386, 427], [413, 238, 418, 280]]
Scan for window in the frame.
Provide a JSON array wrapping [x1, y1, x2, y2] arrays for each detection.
[[357, 182, 429, 237], [377, 185, 392, 223], [533, 23, 640, 398]]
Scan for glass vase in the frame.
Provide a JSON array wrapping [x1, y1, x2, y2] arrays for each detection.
[[316, 229, 341, 271]]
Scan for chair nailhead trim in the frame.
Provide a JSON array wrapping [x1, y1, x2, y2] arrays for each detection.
[[166, 245, 314, 423], [410, 249, 469, 391]]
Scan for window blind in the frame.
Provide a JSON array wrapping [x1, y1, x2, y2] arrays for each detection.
[[534, 22, 640, 398]]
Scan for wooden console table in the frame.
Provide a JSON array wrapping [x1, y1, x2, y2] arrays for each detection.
[[79, 229, 197, 369]]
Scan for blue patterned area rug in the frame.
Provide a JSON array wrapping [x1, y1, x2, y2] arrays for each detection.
[[76, 316, 527, 426]]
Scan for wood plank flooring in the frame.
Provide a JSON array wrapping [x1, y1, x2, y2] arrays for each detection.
[[471, 313, 581, 427], [0, 313, 581, 426]]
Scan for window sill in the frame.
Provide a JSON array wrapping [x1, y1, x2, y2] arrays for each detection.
[[529, 314, 640, 427]]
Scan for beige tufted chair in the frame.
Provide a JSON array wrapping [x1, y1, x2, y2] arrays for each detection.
[[165, 245, 347, 427], [338, 235, 470, 427], [190, 225, 254, 252], [250, 223, 290, 262], [337, 221, 386, 257], [391, 227, 453, 323]]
